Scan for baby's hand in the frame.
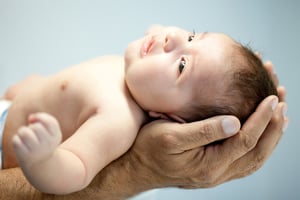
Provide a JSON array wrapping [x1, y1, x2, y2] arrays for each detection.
[[12, 112, 62, 166]]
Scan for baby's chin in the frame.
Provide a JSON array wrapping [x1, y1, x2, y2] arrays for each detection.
[[124, 39, 143, 65]]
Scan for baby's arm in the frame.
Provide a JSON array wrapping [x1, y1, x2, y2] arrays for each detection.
[[13, 112, 136, 195], [12, 113, 78, 194]]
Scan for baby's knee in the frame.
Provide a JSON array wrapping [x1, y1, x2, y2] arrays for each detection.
[[4, 75, 44, 100], [3, 86, 17, 100]]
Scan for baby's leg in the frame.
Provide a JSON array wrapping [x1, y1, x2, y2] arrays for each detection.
[[3, 75, 44, 100], [12, 112, 62, 166]]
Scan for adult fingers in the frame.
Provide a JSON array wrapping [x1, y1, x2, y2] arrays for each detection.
[[173, 116, 240, 151], [220, 102, 287, 182], [215, 95, 278, 164], [254, 55, 279, 88], [277, 86, 286, 102], [249, 102, 287, 162], [264, 61, 279, 87], [254, 52, 262, 60], [262, 61, 286, 102]]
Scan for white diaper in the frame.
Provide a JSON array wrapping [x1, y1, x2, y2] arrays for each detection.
[[0, 100, 11, 169]]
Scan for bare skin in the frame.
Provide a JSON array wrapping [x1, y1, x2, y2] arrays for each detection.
[[0, 60, 287, 199], [2, 56, 147, 194], [3, 56, 145, 170]]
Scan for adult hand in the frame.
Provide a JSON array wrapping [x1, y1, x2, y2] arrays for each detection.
[[128, 95, 286, 190]]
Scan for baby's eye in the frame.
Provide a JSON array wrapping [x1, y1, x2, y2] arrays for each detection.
[[179, 58, 186, 74], [188, 30, 195, 42]]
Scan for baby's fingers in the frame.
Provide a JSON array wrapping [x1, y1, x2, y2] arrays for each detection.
[[28, 112, 61, 139], [12, 126, 39, 161]]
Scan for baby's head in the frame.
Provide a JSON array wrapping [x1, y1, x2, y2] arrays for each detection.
[[177, 42, 277, 124], [124, 25, 277, 124]]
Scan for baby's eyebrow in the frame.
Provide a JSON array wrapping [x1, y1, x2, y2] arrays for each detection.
[[199, 32, 208, 40]]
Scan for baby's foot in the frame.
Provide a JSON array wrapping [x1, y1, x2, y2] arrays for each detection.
[[12, 112, 62, 166]]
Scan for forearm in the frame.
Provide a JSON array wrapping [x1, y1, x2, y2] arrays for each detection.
[[0, 154, 155, 200], [0, 167, 115, 200], [93, 151, 159, 200], [0, 168, 43, 200]]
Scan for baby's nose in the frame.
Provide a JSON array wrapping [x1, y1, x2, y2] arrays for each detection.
[[163, 32, 182, 52]]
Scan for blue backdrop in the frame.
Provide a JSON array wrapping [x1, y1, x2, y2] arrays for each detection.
[[0, 0, 299, 199]]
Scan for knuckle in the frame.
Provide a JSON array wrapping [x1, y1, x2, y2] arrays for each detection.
[[239, 153, 266, 178], [195, 171, 217, 187], [240, 132, 257, 150], [188, 166, 218, 188], [271, 112, 282, 124], [254, 151, 267, 167], [159, 133, 179, 149], [246, 159, 264, 176], [202, 131, 215, 144], [201, 123, 215, 134], [199, 123, 216, 141], [202, 170, 216, 185]]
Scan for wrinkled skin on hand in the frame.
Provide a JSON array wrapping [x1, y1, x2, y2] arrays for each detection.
[[129, 99, 284, 189]]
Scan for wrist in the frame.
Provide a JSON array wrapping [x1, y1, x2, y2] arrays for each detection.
[[94, 150, 158, 199]]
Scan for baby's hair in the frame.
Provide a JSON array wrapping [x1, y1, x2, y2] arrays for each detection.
[[179, 42, 278, 124], [225, 43, 278, 123]]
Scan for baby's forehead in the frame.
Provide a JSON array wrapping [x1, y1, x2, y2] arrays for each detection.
[[200, 33, 236, 65], [201, 32, 235, 41]]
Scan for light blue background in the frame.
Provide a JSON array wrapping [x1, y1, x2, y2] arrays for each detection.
[[0, 0, 299, 199]]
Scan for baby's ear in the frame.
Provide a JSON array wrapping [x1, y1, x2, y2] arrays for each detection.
[[148, 111, 170, 120], [167, 114, 186, 123], [148, 111, 186, 123]]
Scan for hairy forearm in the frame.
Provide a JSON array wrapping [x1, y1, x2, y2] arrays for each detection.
[[0, 167, 124, 200], [93, 151, 158, 200], [0, 168, 108, 200], [0, 153, 155, 200], [0, 168, 41, 200]]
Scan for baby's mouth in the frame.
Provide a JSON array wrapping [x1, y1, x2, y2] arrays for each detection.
[[141, 36, 154, 57]]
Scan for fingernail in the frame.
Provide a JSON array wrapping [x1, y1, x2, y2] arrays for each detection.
[[282, 103, 288, 116], [282, 120, 288, 132], [271, 97, 279, 111], [222, 117, 240, 135]]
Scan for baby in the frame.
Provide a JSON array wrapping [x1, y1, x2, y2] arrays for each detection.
[[0, 25, 277, 194]]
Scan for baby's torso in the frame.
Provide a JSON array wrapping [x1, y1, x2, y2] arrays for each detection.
[[39, 56, 136, 137], [3, 56, 145, 168]]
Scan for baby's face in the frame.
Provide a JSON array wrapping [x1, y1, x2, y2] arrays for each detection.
[[124, 25, 235, 114]]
